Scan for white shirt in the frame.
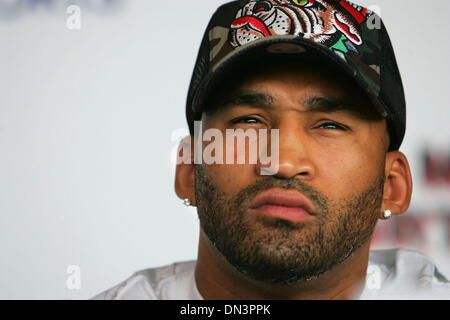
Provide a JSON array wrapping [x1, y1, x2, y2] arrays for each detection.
[[91, 249, 450, 300]]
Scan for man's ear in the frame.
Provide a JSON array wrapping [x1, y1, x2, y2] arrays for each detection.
[[175, 135, 197, 206], [381, 151, 413, 218]]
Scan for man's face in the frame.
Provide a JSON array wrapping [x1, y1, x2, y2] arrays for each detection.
[[194, 59, 389, 284]]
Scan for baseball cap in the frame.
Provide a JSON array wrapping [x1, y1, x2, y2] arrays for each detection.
[[186, 0, 406, 151]]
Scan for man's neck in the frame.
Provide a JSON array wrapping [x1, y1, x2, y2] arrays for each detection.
[[194, 230, 370, 300]]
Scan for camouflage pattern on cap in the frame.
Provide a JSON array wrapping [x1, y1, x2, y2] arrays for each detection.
[[186, 0, 406, 151]]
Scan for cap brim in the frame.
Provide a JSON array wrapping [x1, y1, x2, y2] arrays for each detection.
[[191, 36, 387, 119]]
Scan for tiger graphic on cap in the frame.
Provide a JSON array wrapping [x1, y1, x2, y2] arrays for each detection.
[[229, 0, 370, 53]]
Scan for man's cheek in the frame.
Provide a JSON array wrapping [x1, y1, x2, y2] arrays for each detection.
[[203, 163, 255, 195], [315, 151, 367, 197]]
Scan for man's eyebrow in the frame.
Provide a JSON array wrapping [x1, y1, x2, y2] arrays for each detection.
[[221, 91, 274, 108], [214, 91, 375, 119], [303, 96, 370, 118]]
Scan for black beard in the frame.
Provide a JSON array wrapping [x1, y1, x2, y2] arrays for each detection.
[[194, 165, 384, 285]]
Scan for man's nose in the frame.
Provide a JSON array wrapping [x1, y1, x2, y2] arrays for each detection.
[[271, 125, 315, 180]]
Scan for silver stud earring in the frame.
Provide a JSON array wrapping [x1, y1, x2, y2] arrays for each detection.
[[183, 198, 192, 207], [383, 209, 392, 219]]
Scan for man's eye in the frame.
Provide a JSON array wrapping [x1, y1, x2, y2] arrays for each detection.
[[232, 116, 262, 124], [318, 122, 346, 130]]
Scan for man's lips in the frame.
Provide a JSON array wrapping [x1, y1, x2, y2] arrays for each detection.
[[248, 189, 315, 223]]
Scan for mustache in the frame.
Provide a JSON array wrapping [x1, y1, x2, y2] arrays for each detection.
[[233, 176, 329, 216]]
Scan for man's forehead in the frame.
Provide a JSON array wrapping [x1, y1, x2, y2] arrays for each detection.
[[214, 89, 380, 120], [203, 54, 383, 118], [210, 56, 358, 94]]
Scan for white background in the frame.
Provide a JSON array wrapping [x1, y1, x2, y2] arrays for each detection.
[[0, 0, 449, 299]]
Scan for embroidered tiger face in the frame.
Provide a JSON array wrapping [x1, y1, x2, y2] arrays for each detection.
[[229, 0, 363, 49]]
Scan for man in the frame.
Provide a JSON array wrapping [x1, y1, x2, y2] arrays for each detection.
[[93, 0, 449, 299]]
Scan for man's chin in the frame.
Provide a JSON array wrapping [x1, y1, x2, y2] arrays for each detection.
[[208, 234, 331, 285], [226, 252, 329, 285]]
